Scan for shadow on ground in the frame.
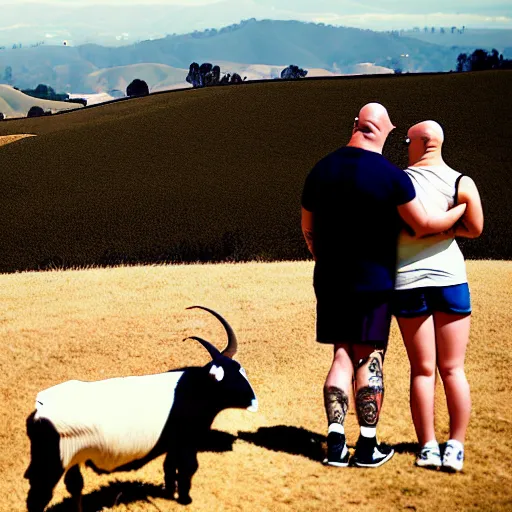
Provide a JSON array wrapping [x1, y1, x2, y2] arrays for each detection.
[[392, 442, 419, 455], [46, 429, 237, 511], [47, 481, 169, 512], [45, 428, 419, 510], [238, 425, 419, 462], [238, 425, 327, 461]]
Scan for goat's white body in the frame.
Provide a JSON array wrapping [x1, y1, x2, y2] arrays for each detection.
[[34, 372, 184, 471]]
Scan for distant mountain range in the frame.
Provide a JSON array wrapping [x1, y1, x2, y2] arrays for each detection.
[[0, 19, 508, 94]]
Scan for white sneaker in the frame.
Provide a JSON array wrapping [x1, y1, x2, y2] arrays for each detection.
[[416, 444, 442, 469], [442, 441, 464, 472]]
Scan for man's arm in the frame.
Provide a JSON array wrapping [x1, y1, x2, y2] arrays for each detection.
[[397, 198, 467, 237], [301, 207, 316, 260]]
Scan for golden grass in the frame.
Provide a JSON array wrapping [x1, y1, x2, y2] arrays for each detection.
[[1, 260, 511, 511], [0, 134, 35, 148]]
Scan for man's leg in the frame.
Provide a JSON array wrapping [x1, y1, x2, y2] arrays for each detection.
[[352, 344, 394, 467], [354, 346, 384, 432], [323, 343, 353, 466]]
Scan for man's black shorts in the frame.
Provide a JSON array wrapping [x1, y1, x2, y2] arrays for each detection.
[[314, 289, 392, 348]]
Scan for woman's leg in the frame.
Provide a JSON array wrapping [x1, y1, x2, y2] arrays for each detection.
[[397, 315, 437, 445], [434, 312, 471, 442]]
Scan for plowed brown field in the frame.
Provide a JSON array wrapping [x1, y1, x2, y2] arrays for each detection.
[[1, 260, 511, 511], [0, 71, 511, 272]]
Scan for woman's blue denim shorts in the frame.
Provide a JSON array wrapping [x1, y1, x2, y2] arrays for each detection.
[[393, 283, 471, 318]]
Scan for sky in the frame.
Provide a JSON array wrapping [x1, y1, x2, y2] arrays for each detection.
[[0, 0, 511, 46], [2, 0, 511, 29]]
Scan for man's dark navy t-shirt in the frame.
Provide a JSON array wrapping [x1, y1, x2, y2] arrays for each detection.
[[301, 146, 416, 292]]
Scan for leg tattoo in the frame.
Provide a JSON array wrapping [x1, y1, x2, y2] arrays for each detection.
[[324, 386, 349, 425], [356, 355, 384, 427]]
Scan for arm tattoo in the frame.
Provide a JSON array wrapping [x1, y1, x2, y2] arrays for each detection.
[[356, 356, 384, 427], [324, 386, 349, 425]]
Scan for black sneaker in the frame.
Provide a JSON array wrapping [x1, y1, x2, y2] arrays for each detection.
[[353, 436, 394, 468], [323, 432, 350, 467]]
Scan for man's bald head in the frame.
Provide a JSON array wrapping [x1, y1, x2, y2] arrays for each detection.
[[348, 103, 396, 154], [407, 120, 445, 166]]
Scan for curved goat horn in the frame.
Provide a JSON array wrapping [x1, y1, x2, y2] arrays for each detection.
[[186, 306, 238, 358], [183, 336, 221, 360]]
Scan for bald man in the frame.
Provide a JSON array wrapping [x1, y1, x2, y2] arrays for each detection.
[[394, 121, 483, 472], [301, 104, 466, 468]]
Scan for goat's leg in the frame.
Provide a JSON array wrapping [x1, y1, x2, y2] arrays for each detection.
[[176, 448, 198, 505], [64, 465, 84, 512], [163, 452, 178, 499], [26, 466, 64, 512]]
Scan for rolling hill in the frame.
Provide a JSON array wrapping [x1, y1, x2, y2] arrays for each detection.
[[83, 63, 190, 94], [0, 84, 82, 118], [0, 71, 510, 273]]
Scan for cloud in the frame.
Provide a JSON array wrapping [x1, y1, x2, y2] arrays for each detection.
[[0, 23, 32, 31]]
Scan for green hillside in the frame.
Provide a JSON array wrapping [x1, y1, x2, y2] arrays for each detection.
[[78, 20, 468, 73], [0, 71, 510, 272], [0, 20, 480, 92]]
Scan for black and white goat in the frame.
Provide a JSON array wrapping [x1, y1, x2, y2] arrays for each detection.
[[24, 306, 258, 511]]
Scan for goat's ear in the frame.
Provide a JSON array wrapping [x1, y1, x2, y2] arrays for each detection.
[[209, 365, 225, 382]]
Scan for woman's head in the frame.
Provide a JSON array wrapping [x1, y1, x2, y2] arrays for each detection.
[[406, 120, 445, 166]]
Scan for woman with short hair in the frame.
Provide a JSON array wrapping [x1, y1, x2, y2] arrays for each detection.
[[394, 120, 484, 472]]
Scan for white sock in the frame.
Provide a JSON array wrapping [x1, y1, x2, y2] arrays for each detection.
[[360, 426, 376, 438], [328, 423, 345, 435], [447, 439, 464, 452], [423, 440, 439, 450]]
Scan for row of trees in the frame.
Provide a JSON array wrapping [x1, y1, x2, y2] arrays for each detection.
[[22, 83, 68, 101], [388, 26, 466, 38], [418, 25, 465, 34], [185, 62, 308, 88], [456, 49, 512, 72], [1, 41, 47, 50], [186, 62, 245, 87]]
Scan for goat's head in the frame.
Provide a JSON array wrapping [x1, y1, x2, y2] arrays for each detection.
[[185, 306, 258, 413]]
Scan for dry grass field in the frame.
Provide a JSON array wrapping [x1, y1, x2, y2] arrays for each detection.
[[1, 260, 511, 512], [0, 134, 35, 148], [0, 71, 511, 272]]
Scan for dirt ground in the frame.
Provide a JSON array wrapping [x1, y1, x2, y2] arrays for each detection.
[[1, 260, 511, 511]]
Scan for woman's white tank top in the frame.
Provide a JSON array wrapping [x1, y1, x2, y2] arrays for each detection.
[[395, 165, 467, 290]]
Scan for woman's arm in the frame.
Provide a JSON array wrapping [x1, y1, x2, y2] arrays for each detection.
[[301, 207, 316, 260], [454, 176, 484, 238]]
